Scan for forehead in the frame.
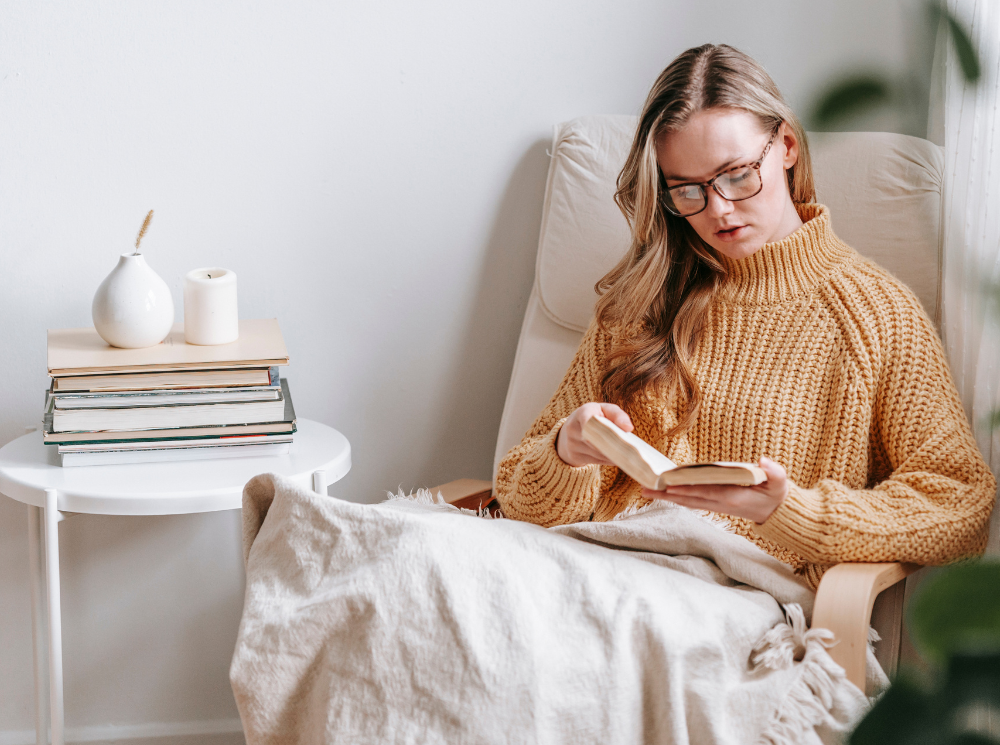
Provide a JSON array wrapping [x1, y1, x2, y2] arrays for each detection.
[[656, 108, 767, 182]]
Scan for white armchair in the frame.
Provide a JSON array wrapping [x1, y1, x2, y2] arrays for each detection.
[[435, 116, 944, 691]]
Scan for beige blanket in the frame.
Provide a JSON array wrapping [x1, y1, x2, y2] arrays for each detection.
[[231, 473, 871, 744]]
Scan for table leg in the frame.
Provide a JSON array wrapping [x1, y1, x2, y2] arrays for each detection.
[[27, 506, 49, 745], [43, 489, 65, 745], [312, 469, 327, 495]]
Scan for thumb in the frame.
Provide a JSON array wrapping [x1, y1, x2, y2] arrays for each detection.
[[759, 456, 786, 481], [599, 403, 634, 433]]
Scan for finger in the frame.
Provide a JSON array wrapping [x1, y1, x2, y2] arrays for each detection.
[[641, 488, 714, 505], [660, 484, 747, 501], [599, 403, 634, 433], [759, 456, 787, 481], [656, 493, 720, 510]]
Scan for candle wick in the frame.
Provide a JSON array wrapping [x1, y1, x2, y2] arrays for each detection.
[[207, 274, 213, 279]]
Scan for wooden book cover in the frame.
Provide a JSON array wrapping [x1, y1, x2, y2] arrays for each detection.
[[581, 415, 766, 489], [47, 319, 289, 376]]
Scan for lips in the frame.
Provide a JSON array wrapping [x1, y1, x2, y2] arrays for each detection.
[[714, 225, 748, 241]]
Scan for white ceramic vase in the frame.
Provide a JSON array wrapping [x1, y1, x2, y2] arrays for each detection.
[[92, 253, 175, 349]]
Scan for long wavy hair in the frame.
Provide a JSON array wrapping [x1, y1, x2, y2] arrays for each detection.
[[597, 44, 815, 435]]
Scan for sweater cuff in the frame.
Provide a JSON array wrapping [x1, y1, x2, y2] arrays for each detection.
[[509, 418, 601, 526], [753, 482, 830, 559]]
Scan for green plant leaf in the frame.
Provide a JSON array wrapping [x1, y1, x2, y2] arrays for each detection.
[[942, 653, 1000, 712], [951, 733, 1000, 745], [929, 1, 981, 84], [849, 675, 935, 745], [810, 75, 893, 129], [908, 561, 1000, 666]]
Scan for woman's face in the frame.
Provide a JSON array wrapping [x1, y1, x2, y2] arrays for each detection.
[[656, 108, 802, 261]]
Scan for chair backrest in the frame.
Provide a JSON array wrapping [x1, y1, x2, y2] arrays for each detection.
[[493, 116, 945, 478]]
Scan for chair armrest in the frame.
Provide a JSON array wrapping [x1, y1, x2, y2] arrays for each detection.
[[813, 562, 919, 690], [429, 479, 494, 511]]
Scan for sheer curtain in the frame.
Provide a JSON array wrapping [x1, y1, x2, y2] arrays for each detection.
[[939, 0, 1000, 554]]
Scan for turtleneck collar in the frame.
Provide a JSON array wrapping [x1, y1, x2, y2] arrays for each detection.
[[716, 204, 855, 305]]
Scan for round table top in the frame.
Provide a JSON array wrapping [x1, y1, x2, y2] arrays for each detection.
[[0, 418, 350, 515]]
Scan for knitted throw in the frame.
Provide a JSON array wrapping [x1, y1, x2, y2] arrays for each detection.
[[495, 204, 996, 587]]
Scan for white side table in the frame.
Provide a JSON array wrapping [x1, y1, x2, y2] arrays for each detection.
[[0, 418, 350, 745]]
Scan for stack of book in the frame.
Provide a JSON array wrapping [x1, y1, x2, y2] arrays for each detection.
[[43, 319, 296, 467]]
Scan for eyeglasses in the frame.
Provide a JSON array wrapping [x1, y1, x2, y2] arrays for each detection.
[[660, 124, 781, 218]]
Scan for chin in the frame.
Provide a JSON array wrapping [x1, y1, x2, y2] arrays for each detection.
[[711, 241, 763, 261]]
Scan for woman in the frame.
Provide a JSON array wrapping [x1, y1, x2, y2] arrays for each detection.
[[495, 44, 995, 588]]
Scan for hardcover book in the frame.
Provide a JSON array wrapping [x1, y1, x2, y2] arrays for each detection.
[[52, 397, 286, 433], [52, 366, 277, 392], [47, 319, 289, 376], [51, 386, 281, 410], [581, 415, 767, 490], [59, 440, 292, 467], [58, 433, 294, 453], [43, 379, 297, 445]]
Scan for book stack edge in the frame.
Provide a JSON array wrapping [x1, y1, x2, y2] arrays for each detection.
[[44, 319, 296, 467]]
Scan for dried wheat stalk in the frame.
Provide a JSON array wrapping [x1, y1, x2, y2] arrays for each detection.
[[134, 210, 153, 255]]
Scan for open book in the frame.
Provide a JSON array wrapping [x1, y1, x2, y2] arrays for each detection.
[[581, 415, 767, 490]]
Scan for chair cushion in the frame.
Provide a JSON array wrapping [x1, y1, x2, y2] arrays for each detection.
[[535, 118, 944, 332]]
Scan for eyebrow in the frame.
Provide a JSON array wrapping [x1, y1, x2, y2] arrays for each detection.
[[662, 155, 743, 183]]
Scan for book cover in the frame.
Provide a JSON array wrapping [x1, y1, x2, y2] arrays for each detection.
[[47, 319, 289, 376]]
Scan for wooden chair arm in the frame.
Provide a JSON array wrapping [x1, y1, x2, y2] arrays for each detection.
[[813, 561, 919, 690], [429, 479, 494, 511]]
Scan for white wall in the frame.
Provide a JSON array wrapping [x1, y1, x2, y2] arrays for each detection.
[[0, 1, 916, 740]]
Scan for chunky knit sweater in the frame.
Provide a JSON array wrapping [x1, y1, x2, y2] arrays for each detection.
[[495, 204, 996, 587]]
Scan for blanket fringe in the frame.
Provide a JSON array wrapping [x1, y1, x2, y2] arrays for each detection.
[[385, 487, 446, 506], [694, 508, 737, 534], [384, 488, 501, 519], [752, 604, 850, 745], [612, 500, 656, 521]]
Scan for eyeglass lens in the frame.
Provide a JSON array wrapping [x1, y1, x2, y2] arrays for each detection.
[[665, 165, 762, 217]]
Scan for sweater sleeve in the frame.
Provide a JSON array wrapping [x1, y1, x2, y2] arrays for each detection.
[[495, 320, 618, 526], [755, 291, 996, 566]]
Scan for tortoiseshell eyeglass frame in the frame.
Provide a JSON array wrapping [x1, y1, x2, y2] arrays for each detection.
[[660, 122, 782, 218]]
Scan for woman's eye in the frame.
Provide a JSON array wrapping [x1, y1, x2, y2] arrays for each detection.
[[726, 168, 753, 184], [672, 185, 701, 201]]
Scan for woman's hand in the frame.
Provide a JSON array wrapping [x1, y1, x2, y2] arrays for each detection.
[[556, 403, 634, 467], [641, 457, 789, 524]]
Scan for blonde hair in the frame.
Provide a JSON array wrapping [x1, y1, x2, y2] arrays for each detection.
[[596, 44, 815, 434]]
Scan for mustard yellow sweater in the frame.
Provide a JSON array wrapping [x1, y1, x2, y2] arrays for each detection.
[[495, 204, 996, 587]]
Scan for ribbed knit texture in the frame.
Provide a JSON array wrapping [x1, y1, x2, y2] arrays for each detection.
[[496, 204, 996, 588]]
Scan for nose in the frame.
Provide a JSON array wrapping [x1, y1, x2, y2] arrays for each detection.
[[704, 187, 734, 219]]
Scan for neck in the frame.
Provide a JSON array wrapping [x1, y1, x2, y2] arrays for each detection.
[[716, 204, 855, 304], [767, 197, 805, 244]]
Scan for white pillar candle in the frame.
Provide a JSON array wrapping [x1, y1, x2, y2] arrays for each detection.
[[183, 267, 239, 345]]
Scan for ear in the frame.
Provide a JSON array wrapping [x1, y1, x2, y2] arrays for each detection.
[[780, 122, 800, 169]]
